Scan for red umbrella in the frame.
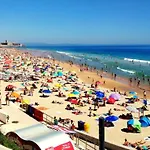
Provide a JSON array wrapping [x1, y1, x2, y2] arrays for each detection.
[[4, 59, 12, 65], [107, 97, 115, 104]]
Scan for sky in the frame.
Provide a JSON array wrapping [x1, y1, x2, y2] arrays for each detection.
[[0, 0, 150, 44]]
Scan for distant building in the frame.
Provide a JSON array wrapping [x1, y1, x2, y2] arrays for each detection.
[[0, 40, 24, 47]]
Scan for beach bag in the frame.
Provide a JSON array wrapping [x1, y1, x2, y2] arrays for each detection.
[[78, 121, 85, 130]]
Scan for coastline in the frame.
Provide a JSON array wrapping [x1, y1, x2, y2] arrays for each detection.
[[24, 47, 150, 98], [1, 47, 150, 149]]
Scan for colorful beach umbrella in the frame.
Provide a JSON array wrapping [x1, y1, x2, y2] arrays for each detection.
[[11, 92, 20, 98], [129, 91, 137, 95], [55, 83, 62, 88], [68, 93, 78, 98], [96, 91, 104, 98], [109, 93, 120, 100], [105, 115, 119, 122], [126, 106, 138, 113], [72, 90, 80, 95], [127, 119, 141, 132], [21, 99, 30, 104]]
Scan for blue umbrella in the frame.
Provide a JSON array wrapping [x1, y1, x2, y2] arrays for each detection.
[[105, 115, 119, 122], [133, 95, 138, 99], [96, 91, 105, 98], [129, 91, 137, 95], [42, 89, 51, 94]]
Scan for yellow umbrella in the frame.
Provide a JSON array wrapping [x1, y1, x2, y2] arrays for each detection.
[[21, 99, 30, 104], [68, 93, 78, 98], [11, 92, 20, 98], [55, 83, 62, 88]]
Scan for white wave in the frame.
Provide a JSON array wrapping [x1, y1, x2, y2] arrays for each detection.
[[117, 67, 135, 74], [56, 51, 70, 55], [56, 51, 81, 59], [87, 59, 92, 61], [124, 58, 150, 64]]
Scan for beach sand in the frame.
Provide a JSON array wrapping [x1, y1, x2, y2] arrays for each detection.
[[0, 48, 150, 149]]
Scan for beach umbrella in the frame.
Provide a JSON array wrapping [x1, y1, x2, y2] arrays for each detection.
[[126, 106, 139, 113], [68, 93, 78, 98], [53, 72, 58, 77], [105, 115, 119, 122], [55, 83, 62, 88], [129, 91, 137, 95], [4, 59, 12, 65], [96, 91, 104, 98], [88, 90, 93, 95], [95, 81, 102, 85], [107, 97, 115, 104], [11, 92, 20, 98], [21, 99, 30, 104], [127, 119, 141, 132], [139, 116, 150, 127], [5, 85, 16, 91], [109, 93, 120, 100], [72, 90, 80, 95], [42, 89, 51, 96]]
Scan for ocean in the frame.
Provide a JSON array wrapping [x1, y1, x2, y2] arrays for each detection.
[[22, 45, 150, 83]]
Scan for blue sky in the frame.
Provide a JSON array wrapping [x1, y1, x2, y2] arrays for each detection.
[[0, 0, 150, 44]]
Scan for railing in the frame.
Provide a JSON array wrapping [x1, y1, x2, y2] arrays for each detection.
[[23, 104, 131, 150]]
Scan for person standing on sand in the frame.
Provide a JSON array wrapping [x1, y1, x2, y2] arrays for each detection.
[[5, 92, 10, 106], [143, 90, 147, 99], [137, 79, 141, 87], [114, 74, 117, 80]]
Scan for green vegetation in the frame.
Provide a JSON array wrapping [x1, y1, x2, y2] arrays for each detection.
[[0, 132, 22, 150]]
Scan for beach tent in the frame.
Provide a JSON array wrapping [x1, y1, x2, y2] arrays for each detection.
[[109, 93, 120, 100], [127, 119, 141, 132], [95, 91, 104, 98], [105, 115, 119, 122], [139, 116, 150, 127], [107, 97, 115, 104]]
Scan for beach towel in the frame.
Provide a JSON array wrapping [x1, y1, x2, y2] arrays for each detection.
[[33, 108, 43, 121]]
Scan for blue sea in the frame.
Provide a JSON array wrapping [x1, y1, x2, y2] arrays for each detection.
[[22, 45, 150, 82]]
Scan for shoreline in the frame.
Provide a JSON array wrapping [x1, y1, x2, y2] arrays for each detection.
[[1, 47, 150, 148], [23, 48, 150, 98]]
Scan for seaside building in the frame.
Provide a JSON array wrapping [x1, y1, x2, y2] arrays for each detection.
[[0, 40, 23, 48]]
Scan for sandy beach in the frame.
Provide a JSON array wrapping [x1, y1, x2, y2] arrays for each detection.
[[0, 47, 150, 149]]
